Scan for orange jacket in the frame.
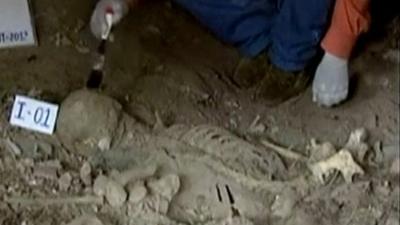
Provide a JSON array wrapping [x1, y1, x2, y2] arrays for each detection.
[[322, 0, 371, 59]]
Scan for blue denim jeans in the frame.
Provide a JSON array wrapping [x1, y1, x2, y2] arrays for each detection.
[[173, 0, 333, 71]]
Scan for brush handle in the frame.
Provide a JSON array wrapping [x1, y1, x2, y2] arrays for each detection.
[[87, 11, 113, 89], [101, 12, 114, 40]]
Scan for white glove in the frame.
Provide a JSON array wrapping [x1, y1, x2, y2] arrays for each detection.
[[312, 52, 349, 107], [90, 0, 129, 39]]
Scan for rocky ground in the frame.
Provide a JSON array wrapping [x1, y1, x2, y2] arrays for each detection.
[[0, 0, 399, 225]]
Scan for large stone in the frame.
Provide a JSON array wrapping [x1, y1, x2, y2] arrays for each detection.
[[57, 89, 123, 154]]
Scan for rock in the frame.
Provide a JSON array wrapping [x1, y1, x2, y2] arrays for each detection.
[[14, 135, 40, 158], [221, 216, 255, 225], [372, 206, 384, 220], [344, 128, 370, 162], [271, 188, 297, 219], [285, 209, 317, 225], [383, 49, 400, 63], [331, 181, 371, 206], [58, 172, 73, 191], [12, 135, 39, 158], [373, 141, 384, 164], [248, 115, 266, 135], [93, 175, 109, 197], [33, 166, 58, 180], [148, 174, 180, 200], [308, 139, 337, 163], [27, 87, 42, 97], [128, 182, 147, 204], [346, 208, 378, 225], [105, 179, 127, 207], [115, 165, 157, 186], [54, 33, 72, 47], [97, 137, 111, 151], [73, 19, 85, 33], [4, 138, 22, 156], [38, 160, 62, 169], [385, 215, 400, 225], [33, 161, 61, 180], [375, 181, 391, 197], [145, 24, 161, 35], [66, 215, 103, 225], [390, 158, 400, 175], [141, 195, 170, 214], [37, 141, 53, 156], [249, 123, 266, 135], [80, 162, 92, 186], [383, 144, 400, 162], [75, 42, 90, 54], [57, 89, 123, 155], [19, 158, 34, 169]]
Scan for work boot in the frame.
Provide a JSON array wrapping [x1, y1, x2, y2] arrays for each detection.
[[233, 54, 311, 106], [254, 65, 311, 106], [233, 53, 270, 89]]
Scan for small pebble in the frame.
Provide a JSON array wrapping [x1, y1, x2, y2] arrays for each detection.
[[390, 158, 400, 175], [286, 209, 317, 225], [73, 19, 85, 33], [38, 160, 62, 169], [37, 141, 53, 156], [5, 138, 22, 156], [97, 137, 111, 151], [54, 33, 72, 47], [58, 172, 73, 191], [248, 115, 266, 134], [383, 49, 400, 63], [33, 165, 58, 180], [67, 215, 103, 225], [386, 215, 400, 225], [0, 185, 6, 195], [18, 158, 34, 173], [80, 162, 92, 186], [105, 179, 127, 207], [148, 174, 180, 200], [75, 44, 90, 54], [128, 182, 147, 204], [271, 189, 297, 219], [93, 175, 109, 197]]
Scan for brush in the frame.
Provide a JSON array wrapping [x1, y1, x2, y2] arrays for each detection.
[[86, 8, 114, 89]]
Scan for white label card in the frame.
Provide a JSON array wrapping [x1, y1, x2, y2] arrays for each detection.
[[10, 95, 59, 135], [0, 0, 37, 48]]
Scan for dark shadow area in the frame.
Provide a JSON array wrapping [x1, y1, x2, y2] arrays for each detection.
[[347, 72, 360, 100], [368, 0, 399, 40], [354, 0, 400, 54]]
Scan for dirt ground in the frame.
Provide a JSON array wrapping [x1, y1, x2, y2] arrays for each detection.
[[0, 0, 399, 225]]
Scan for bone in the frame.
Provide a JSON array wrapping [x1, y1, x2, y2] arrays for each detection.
[[309, 150, 364, 184]]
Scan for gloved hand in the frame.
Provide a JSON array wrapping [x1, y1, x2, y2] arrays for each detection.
[[312, 52, 349, 107], [90, 0, 129, 39]]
